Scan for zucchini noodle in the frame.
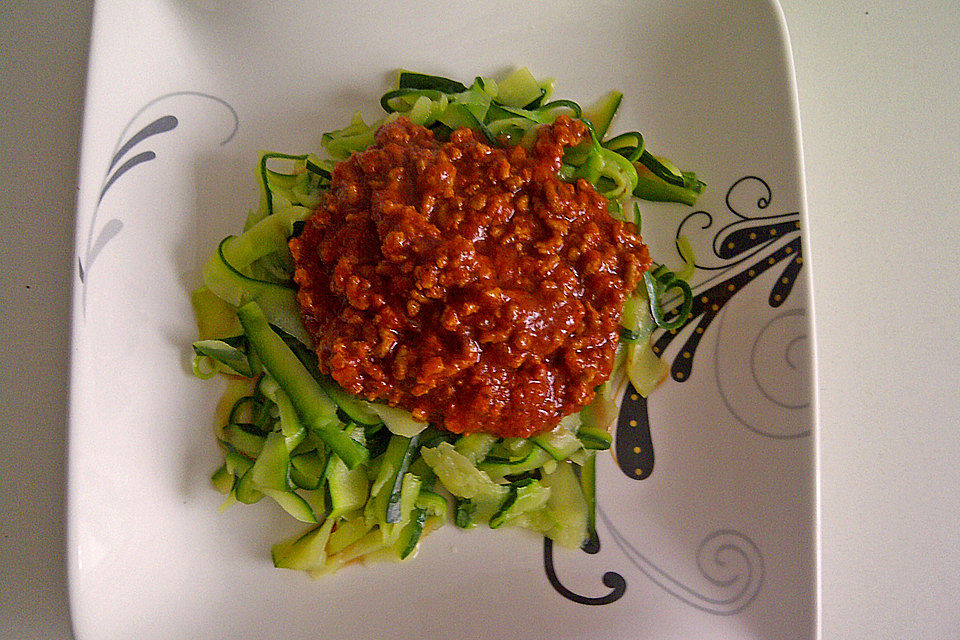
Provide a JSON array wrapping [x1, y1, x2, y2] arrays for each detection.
[[191, 68, 701, 576]]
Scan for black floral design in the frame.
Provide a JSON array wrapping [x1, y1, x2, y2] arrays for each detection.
[[545, 176, 803, 610]]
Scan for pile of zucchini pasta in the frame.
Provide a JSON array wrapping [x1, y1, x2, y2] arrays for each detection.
[[191, 68, 698, 576]]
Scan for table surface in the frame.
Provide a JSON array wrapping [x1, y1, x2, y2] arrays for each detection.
[[2, 1, 957, 638]]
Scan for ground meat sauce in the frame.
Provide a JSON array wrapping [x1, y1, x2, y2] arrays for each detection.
[[289, 115, 651, 438]]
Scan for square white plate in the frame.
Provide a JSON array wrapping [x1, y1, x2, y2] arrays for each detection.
[[68, 0, 816, 638]]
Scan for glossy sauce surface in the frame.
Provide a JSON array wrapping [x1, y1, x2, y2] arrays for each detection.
[[290, 116, 650, 437]]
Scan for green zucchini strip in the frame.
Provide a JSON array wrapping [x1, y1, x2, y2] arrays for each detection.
[[675, 235, 697, 281], [202, 236, 310, 344], [633, 152, 705, 205], [397, 71, 468, 93], [192, 338, 254, 378], [578, 452, 599, 548], [236, 301, 367, 468], [644, 266, 694, 331]]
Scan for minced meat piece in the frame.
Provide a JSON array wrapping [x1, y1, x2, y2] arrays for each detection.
[[289, 115, 650, 438]]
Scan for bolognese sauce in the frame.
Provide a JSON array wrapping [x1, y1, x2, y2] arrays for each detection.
[[289, 115, 651, 438]]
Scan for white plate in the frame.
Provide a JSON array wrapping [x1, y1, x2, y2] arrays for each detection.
[[68, 0, 816, 638]]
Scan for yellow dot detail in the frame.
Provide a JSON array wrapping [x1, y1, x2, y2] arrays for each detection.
[[748, 269, 756, 277], [727, 242, 735, 249], [711, 304, 719, 311], [696, 327, 704, 334], [774, 294, 782, 301], [785, 246, 793, 254], [727, 284, 735, 291], [770, 228, 777, 235], [634, 468, 643, 476], [749, 232, 757, 240], [629, 419, 638, 427], [797, 256, 803, 264], [630, 394, 639, 401], [795, 221, 801, 229], [676, 372, 685, 379], [768, 257, 775, 265], [683, 352, 691, 359], [701, 296, 709, 304], [782, 277, 789, 284], [633, 446, 641, 454]]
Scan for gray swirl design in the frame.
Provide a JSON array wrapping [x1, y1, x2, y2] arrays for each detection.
[[597, 507, 764, 614], [713, 305, 812, 439], [79, 91, 239, 312], [751, 310, 809, 411]]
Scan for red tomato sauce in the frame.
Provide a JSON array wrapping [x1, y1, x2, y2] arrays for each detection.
[[290, 115, 650, 437]]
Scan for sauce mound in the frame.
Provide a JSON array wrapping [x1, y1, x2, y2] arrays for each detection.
[[290, 116, 651, 437]]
